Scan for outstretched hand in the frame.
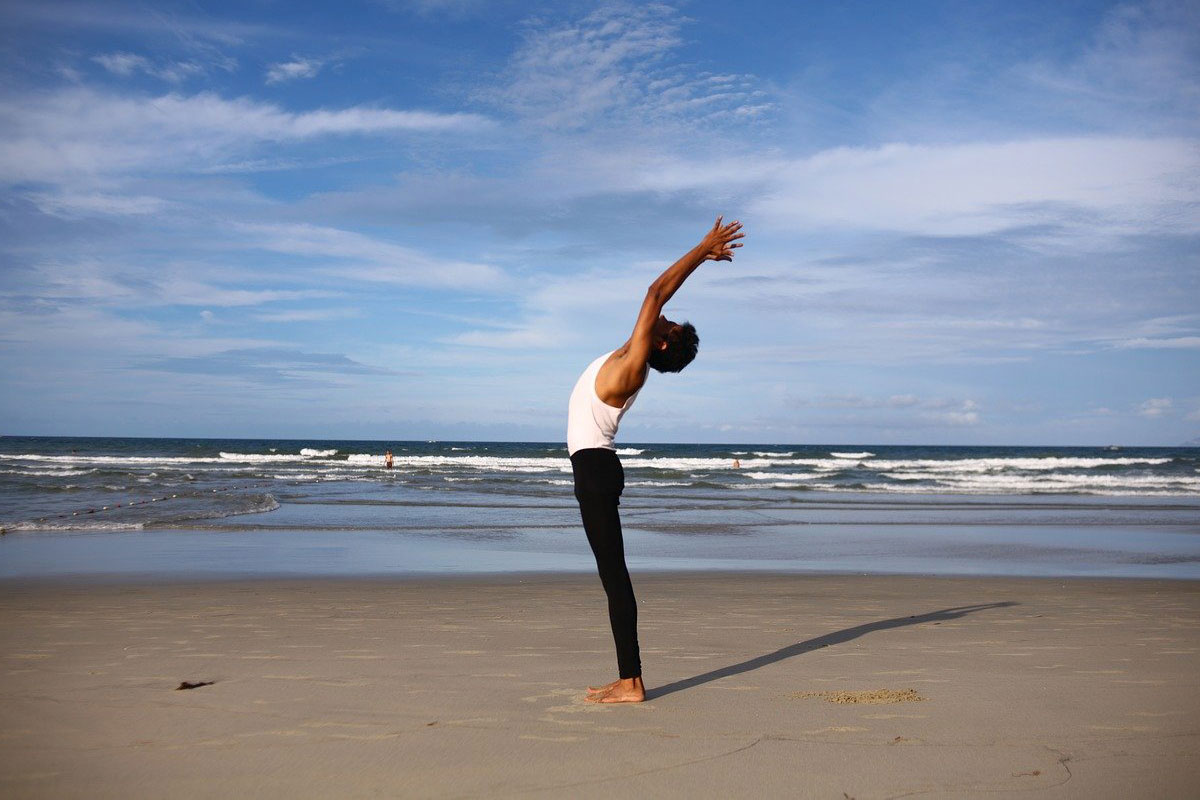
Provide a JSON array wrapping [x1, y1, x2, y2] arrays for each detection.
[[701, 216, 744, 262]]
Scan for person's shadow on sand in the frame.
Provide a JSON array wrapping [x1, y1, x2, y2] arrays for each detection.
[[647, 601, 1018, 700]]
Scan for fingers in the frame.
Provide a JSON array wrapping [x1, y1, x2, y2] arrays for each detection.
[[710, 216, 741, 234], [708, 216, 745, 254], [713, 240, 742, 262]]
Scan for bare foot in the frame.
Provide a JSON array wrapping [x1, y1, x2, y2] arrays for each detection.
[[584, 676, 645, 703], [586, 679, 620, 695]]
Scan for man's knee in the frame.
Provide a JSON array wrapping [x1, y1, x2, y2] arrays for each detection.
[[577, 493, 621, 527]]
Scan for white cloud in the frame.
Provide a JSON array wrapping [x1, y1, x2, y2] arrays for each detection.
[[414, 132, 1197, 246], [471, 4, 1196, 249], [155, 279, 334, 308], [934, 410, 980, 426], [1116, 336, 1200, 349], [93, 52, 149, 76], [0, 305, 159, 350], [265, 57, 323, 84], [445, 262, 657, 349], [793, 393, 980, 425], [4, 258, 337, 308], [253, 308, 359, 323], [154, 62, 206, 83], [93, 51, 205, 83], [1022, 1, 1200, 129], [494, 3, 771, 132], [28, 191, 169, 218], [1138, 397, 1174, 418], [794, 394, 923, 410], [1100, 316, 1200, 351], [929, 399, 982, 427], [0, 303, 277, 357], [234, 222, 506, 290], [749, 137, 1200, 237], [0, 88, 494, 185], [194, 154, 367, 174]]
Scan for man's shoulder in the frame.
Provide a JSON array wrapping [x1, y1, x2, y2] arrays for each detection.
[[596, 345, 648, 400], [598, 345, 637, 373]]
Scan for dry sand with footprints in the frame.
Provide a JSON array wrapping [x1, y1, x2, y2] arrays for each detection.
[[2, 573, 1198, 798]]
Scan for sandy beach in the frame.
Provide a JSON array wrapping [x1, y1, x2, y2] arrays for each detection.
[[1, 573, 1198, 798]]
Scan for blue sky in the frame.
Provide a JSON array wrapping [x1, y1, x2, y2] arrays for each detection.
[[1, 0, 1197, 445]]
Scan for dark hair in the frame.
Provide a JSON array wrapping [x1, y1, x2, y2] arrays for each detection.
[[648, 321, 698, 373]]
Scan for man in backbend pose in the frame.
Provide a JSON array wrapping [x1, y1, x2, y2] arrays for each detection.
[[567, 216, 744, 704]]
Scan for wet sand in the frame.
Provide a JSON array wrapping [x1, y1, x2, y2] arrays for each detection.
[[1, 573, 1198, 798]]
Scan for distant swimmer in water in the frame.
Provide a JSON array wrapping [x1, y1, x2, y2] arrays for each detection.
[[567, 216, 744, 704], [733, 458, 741, 469], [384, 450, 393, 470]]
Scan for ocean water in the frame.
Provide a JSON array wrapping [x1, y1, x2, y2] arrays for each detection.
[[1, 436, 1198, 580]]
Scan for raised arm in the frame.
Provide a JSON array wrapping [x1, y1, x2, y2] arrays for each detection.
[[648, 216, 741, 306], [595, 216, 743, 406]]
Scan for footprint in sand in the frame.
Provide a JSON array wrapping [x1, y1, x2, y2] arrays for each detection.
[[790, 688, 925, 704]]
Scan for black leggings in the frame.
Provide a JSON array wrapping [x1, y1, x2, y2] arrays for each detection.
[[570, 448, 640, 679]]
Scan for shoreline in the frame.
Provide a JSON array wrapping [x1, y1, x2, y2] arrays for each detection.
[[5, 567, 1200, 588], [3, 572, 1198, 797], [4, 520, 1199, 582]]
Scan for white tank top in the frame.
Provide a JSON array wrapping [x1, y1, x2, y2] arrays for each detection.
[[566, 351, 645, 456]]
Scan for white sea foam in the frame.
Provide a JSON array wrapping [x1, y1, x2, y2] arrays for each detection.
[[3, 454, 224, 465], [880, 472, 1199, 491], [745, 472, 821, 481], [865, 456, 1172, 472], [624, 456, 775, 471], [799, 460, 845, 470], [251, 496, 281, 515], [3, 442, 1191, 503], [347, 454, 571, 472], [271, 472, 325, 481], [855, 481, 1196, 497], [747, 458, 851, 470], [1, 451, 353, 467], [4, 520, 145, 532], [181, 495, 282, 519], [219, 452, 310, 463]]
